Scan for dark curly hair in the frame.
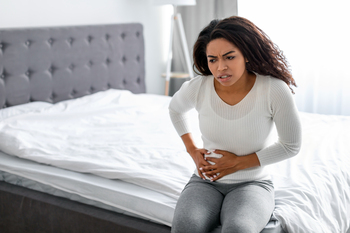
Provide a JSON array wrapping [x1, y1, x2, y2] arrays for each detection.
[[193, 16, 296, 93]]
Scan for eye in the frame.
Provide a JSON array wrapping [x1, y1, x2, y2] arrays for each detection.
[[227, 56, 235, 60], [208, 59, 216, 63]]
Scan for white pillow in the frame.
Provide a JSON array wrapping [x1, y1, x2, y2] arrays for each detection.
[[0, 101, 52, 121]]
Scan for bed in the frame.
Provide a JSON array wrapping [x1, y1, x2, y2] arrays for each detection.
[[0, 23, 349, 233]]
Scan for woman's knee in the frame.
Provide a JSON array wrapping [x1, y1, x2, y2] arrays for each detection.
[[171, 214, 213, 233], [171, 202, 221, 233], [221, 220, 260, 233]]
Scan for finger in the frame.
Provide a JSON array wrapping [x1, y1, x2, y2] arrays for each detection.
[[205, 157, 219, 164], [200, 164, 216, 172], [203, 169, 219, 177], [210, 173, 223, 182], [199, 149, 212, 155], [213, 149, 226, 155], [197, 168, 206, 180], [204, 172, 219, 182], [210, 169, 230, 181], [200, 158, 212, 166]]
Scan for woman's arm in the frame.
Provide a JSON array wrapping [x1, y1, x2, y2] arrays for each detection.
[[256, 79, 302, 166], [169, 77, 212, 179], [181, 133, 211, 180]]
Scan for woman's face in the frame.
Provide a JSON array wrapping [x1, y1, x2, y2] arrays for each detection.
[[206, 38, 248, 87]]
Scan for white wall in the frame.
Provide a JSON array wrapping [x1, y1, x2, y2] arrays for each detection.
[[0, 0, 172, 95]]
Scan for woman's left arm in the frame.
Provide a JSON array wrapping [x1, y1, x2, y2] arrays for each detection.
[[255, 79, 302, 166], [201, 79, 302, 181]]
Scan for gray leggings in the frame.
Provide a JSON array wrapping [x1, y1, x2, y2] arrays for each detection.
[[171, 175, 275, 233]]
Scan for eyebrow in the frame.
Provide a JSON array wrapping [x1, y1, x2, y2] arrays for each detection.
[[207, 50, 236, 58]]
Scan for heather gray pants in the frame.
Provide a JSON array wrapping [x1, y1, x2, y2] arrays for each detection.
[[171, 174, 275, 233]]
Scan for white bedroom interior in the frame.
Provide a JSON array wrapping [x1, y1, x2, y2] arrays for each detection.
[[0, 1, 349, 232], [1, 0, 348, 116]]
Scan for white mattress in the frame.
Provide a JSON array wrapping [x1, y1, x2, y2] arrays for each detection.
[[0, 150, 176, 226], [0, 89, 349, 233], [0, 151, 285, 233]]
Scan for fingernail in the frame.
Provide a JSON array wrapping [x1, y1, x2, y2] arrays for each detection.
[[199, 167, 203, 171]]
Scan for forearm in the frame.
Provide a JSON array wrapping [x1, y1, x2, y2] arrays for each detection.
[[181, 133, 198, 154], [238, 152, 261, 170]]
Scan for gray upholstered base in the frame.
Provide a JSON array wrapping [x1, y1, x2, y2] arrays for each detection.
[[0, 181, 171, 233]]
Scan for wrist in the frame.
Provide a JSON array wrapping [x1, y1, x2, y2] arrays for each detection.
[[186, 145, 198, 155], [239, 153, 260, 169]]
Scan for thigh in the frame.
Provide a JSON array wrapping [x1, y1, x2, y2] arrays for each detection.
[[220, 180, 275, 233], [171, 175, 224, 233]]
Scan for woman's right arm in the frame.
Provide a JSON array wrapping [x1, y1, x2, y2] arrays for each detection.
[[181, 133, 210, 180], [169, 77, 210, 179]]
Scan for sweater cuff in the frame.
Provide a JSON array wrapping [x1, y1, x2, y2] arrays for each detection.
[[256, 142, 290, 166]]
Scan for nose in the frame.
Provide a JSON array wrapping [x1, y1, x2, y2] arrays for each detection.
[[217, 60, 227, 71]]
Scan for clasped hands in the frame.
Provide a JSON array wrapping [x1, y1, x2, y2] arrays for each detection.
[[190, 148, 248, 182]]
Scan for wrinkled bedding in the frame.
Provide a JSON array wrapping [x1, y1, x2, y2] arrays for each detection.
[[0, 89, 349, 233]]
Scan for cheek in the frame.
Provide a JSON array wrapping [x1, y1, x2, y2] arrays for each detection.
[[207, 63, 216, 74], [232, 60, 247, 72]]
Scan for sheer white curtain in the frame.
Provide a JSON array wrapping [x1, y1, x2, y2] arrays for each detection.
[[238, 0, 350, 116]]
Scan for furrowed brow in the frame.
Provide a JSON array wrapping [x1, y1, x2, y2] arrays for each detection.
[[223, 51, 235, 56], [207, 51, 235, 58]]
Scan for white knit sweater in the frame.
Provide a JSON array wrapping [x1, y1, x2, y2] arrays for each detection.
[[169, 74, 302, 183]]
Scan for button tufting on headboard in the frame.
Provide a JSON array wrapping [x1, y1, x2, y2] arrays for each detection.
[[48, 38, 54, 45], [0, 23, 145, 108], [87, 36, 93, 43], [69, 64, 75, 71], [68, 38, 74, 45], [25, 71, 31, 77]]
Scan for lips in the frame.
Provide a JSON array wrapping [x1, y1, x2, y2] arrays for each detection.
[[217, 74, 231, 82]]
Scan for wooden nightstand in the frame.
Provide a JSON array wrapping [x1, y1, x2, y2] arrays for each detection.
[[162, 72, 190, 96]]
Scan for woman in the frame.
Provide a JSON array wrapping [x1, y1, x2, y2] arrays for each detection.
[[169, 16, 302, 233]]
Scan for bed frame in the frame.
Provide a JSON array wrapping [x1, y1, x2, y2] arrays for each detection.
[[0, 23, 171, 233]]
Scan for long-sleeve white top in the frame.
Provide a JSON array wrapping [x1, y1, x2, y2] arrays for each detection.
[[169, 74, 302, 183]]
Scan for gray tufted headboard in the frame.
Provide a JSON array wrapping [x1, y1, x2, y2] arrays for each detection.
[[0, 23, 145, 108]]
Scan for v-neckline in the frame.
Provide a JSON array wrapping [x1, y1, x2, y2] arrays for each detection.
[[212, 75, 258, 107]]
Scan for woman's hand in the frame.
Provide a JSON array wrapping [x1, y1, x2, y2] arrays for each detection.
[[201, 149, 260, 182], [180, 133, 212, 180], [187, 148, 212, 180]]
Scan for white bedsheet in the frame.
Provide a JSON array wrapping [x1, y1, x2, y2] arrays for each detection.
[[0, 90, 197, 199], [270, 113, 350, 233], [0, 90, 349, 233]]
